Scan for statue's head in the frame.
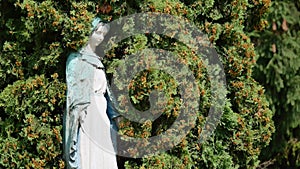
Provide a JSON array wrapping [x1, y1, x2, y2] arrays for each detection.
[[88, 17, 110, 52]]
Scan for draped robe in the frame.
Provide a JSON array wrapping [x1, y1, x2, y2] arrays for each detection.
[[64, 48, 119, 169]]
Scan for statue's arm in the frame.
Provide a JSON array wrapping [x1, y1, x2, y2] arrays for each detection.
[[66, 53, 91, 110]]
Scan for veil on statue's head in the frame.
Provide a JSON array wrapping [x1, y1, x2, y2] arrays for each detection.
[[91, 17, 110, 34], [92, 17, 101, 31], [88, 17, 110, 57]]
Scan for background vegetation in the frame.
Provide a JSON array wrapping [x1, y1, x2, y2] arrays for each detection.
[[251, 0, 300, 168], [0, 0, 297, 168]]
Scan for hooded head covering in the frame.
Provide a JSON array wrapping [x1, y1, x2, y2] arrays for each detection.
[[88, 17, 110, 54], [92, 17, 102, 31]]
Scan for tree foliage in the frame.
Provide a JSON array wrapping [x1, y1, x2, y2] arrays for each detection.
[[251, 0, 300, 168], [0, 0, 276, 168]]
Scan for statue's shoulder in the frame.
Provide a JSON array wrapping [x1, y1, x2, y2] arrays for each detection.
[[66, 52, 84, 77], [66, 52, 81, 65]]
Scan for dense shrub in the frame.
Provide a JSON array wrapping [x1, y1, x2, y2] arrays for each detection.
[[0, 75, 65, 168], [0, 0, 275, 168]]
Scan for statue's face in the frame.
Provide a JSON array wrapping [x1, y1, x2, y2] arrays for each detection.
[[89, 23, 109, 51]]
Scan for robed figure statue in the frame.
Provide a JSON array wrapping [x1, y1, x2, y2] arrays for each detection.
[[63, 18, 120, 169]]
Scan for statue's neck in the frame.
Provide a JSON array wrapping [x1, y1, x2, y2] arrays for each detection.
[[81, 45, 96, 56], [80, 45, 104, 61], [84, 44, 95, 54]]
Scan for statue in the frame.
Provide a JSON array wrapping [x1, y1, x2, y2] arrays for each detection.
[[64, 18, 120, 169]]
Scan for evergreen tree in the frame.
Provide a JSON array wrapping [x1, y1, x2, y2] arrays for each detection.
[[251, 0, 300, 168]]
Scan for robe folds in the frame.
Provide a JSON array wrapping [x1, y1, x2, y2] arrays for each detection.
[[64, 48, 119, 169]]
